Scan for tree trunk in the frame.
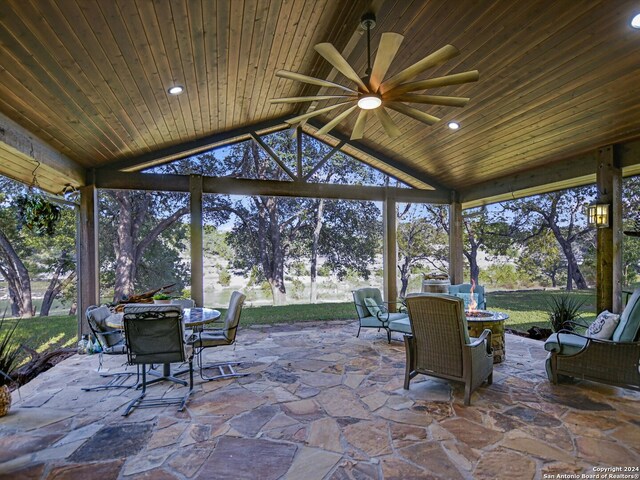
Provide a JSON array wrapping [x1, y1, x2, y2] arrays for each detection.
[[0, 229, 33, 317], [113, 193, 136, 301], [464, 244, 480, 285], [40, 271, 76, 317], [309, 199, 325, 303]]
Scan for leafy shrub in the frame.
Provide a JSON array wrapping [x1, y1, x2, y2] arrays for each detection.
[[0, 317, 22, 387], [218, 268, 231, 287], [546, 294, 585, 333], [290, 279, 305, 300]]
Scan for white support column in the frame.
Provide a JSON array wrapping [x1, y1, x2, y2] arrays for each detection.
[[190, 175, 204, 307], [449, 194, 464, 284], [78, 184, 99, 337], [383, 193, 398, 309], [596, 146, 622, 313]]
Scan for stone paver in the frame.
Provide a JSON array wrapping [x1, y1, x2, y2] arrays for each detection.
[[1, 320, 639, 479]]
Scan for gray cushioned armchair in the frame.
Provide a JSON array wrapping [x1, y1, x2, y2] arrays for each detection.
[[352, 287, 411, 343], [404, 294, 493, 405]]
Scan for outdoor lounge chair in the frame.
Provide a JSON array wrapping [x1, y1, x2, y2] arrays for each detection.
[[404, 293, 493, 405], [186, 291, 247, 381], [122, 304, 193, 416], [448, 283, 486, 310], [352, 287, 411, 343], [82, 305, 138, 391], [544, 288, 640, 391]]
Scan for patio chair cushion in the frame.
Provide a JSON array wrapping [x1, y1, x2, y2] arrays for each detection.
[[544, 332, 588, 355], [586, 311, 620, 340], [453, 293, 479, 310], [363, 297, 383, 317], [612, 288, 640, 342], [353, 288, 384, 319], [359, 312, 407, 328], [87, 306, 124, 348], [389, 316, 411, 334]]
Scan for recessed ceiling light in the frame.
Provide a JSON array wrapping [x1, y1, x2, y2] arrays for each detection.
[[448, 122, 460, 130], [168, 85, 184, 95], [632, 13, 640, 28]]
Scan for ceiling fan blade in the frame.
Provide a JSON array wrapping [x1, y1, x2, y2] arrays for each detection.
[[316, 105, 358, 136], [380, 44, 460, 93], [351, 110, 370, 140], [374, 107, 402, 138], [369, 32, 404, 92], [271, 95, 356, 104], [314, 43, 369, 92], [389, 70, 480, 96], [285, 100, 355, 125], [390, 94, 470, 107], [386, 102, 440, 125], [276, 70, 357, 93]]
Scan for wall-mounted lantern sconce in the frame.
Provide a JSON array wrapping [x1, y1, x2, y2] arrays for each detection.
[[587, 203, 610, 228]]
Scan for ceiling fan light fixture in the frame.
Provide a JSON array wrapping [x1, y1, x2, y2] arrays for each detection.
[[168, 85, 184, 95], [358, 94, 382, 110], [448, 121, 460, 130], [632, 13, 640, 28]]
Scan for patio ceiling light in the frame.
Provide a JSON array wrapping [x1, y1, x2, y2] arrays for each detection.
[[357, 94, 382, 110], [448, 121, 460, 130], [168, 85, 184, 95], [631, 13, 640, 28]]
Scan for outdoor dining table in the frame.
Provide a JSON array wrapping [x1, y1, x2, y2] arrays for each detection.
[[106, 307, 222, 385]]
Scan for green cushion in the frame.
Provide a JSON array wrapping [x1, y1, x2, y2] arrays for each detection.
[[363, 297, 382, 317], [389, 316, 411, 334], [360, 312, 407, 328], [544, 332, 589, 355], [612, 288, 640, 342], [454, 293, 479, 309]]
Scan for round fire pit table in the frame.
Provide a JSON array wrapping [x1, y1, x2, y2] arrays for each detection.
[[465, 310, 509, 363]]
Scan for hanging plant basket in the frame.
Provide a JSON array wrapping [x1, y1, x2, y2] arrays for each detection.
[[14, 192, 61, 236]]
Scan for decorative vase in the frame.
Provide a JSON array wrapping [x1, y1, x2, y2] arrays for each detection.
[[0, 385, 11, 417]]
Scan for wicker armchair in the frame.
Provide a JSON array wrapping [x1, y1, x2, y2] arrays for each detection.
[[404, 294, 493, 405], [544, 288, 640, 391]]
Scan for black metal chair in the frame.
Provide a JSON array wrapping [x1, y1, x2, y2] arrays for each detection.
[[122, 304, 193, 416], [82, 305, 139, 391], [187, 291, 247, 381]]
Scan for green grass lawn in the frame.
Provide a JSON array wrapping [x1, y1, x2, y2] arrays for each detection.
[[4, 290, 597, 362]]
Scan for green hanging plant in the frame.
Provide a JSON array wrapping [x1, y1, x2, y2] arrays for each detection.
[[14, 192, 61, 236]]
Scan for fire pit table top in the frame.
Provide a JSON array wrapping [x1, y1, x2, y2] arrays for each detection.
[[465, 310, 509, 322]]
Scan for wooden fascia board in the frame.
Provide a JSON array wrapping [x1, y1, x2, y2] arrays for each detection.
[[305, 119, 450, 193], [99, 116, 293, 173], [94, 170, 450, 204], [460, 139, 640, 209], [0, 112, 85, 192]]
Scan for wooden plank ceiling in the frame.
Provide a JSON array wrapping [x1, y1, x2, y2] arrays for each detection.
[[0, 0, 639, 195]]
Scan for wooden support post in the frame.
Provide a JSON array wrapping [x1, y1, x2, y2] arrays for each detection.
[[78, 185, 99, 337], [596, 146, 623, 313], [296, 126, 303, 180], [383, 193, 398, 309], [449, 194, 464, 285], [190, 175, 204, 307]]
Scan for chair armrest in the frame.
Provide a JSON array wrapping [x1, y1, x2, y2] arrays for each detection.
[[468, 328, 492, 355], [556, 329, 640, 347]]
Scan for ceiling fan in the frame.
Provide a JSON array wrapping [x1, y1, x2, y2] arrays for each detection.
[[271, 13, 479, 140]]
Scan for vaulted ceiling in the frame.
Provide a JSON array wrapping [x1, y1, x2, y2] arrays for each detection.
[[1, 0, 639, 205]]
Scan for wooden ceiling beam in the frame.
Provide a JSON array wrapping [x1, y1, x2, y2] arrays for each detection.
[[94, 170, 450, 204], [100, 115, 293, 173], [0, 112, 85, 193], [460, 139, 640, 209], [306, 118, 451, 193]]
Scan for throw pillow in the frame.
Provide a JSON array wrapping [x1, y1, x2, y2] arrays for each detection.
[[363, 297, 382, 317], [586, 310, 620, 339]]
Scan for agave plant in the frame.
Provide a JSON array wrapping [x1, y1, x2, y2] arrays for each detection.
[[546, 294, 585, 333], [0, 316, 22, 388]]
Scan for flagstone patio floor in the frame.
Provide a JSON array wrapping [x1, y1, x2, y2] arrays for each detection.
[[1, 320, 638, 479]]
